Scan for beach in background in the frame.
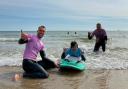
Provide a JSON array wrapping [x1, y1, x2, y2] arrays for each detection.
[[0, 31, 128, 89]]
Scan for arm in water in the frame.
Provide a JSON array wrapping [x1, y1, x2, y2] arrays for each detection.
[[61, 52, 65, 59], [81, 55, 86, 61], [104, 36, 107, 44], [80, 49, 86, 61], [61, 48, 68, 59], [40, 50, 46, 59], [104, 30, 108, 44], [39, 50, 58, 69]]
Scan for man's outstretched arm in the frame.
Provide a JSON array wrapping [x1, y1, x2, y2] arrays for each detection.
[[18, 39, 28, 44]]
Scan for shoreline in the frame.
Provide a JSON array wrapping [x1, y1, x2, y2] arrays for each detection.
[[0, 66, 128, 89]]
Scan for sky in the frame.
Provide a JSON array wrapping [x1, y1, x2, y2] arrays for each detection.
[[0, 0, 128, 31]]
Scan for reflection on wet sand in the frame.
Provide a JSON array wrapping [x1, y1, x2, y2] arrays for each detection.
[[0, 67, 128, 89]]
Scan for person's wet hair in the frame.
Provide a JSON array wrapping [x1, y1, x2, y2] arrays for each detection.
[[70, 41, 78, 48], [96, 23, 101, 29], [97, 23, 101, 26]]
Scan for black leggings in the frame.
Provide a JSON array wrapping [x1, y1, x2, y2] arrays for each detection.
[[22, 58, 56, 78], [94, 41, 106, 52]]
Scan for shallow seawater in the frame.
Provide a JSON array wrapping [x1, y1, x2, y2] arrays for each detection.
[[0, 31, 128, 69]]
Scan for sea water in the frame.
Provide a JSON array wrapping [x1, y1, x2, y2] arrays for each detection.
[[0, 31, 128, 69]]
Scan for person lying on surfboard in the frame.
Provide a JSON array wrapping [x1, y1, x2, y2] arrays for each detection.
[[61, 41, 86, 62]]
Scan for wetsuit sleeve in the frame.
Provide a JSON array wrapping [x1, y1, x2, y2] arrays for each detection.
[[104, 36, 107, 41], [18, 34, 32, 44], [88, 32, 92, 39], [81, 55, 86, 61], [18, 38, 28, 44], [104, 30, 107, 41], [61, 48, 68, 59], [61, 52, 66, 59], [39, 50, 56, 69], [80, 49, 86, 61], [40, 50, 46, 59], [88, 30, 95, 40]]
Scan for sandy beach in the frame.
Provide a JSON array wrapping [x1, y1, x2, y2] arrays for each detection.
[[0, 67, 128, 89]]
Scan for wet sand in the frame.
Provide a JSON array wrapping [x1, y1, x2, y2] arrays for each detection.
[[0, 67, 128, 89]]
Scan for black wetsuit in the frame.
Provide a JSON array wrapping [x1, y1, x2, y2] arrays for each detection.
[[88, 29, 107, 52]]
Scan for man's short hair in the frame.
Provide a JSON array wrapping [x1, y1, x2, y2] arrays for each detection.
[[38, 25, 46, 29], [97, 23, 101, 26]]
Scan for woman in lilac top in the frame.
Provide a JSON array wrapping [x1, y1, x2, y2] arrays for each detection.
[[88, 23, 108, 52], [18, 26, 57, 78]]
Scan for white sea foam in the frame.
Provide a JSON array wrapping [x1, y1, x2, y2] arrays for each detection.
[[0, 57, 22, 66], [0, 38, 18, 42]]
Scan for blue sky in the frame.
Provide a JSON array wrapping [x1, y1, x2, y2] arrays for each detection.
[[0, 0, 128, 31]]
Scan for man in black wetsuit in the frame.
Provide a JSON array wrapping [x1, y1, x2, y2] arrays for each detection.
[[88, 23, 108, 52]]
